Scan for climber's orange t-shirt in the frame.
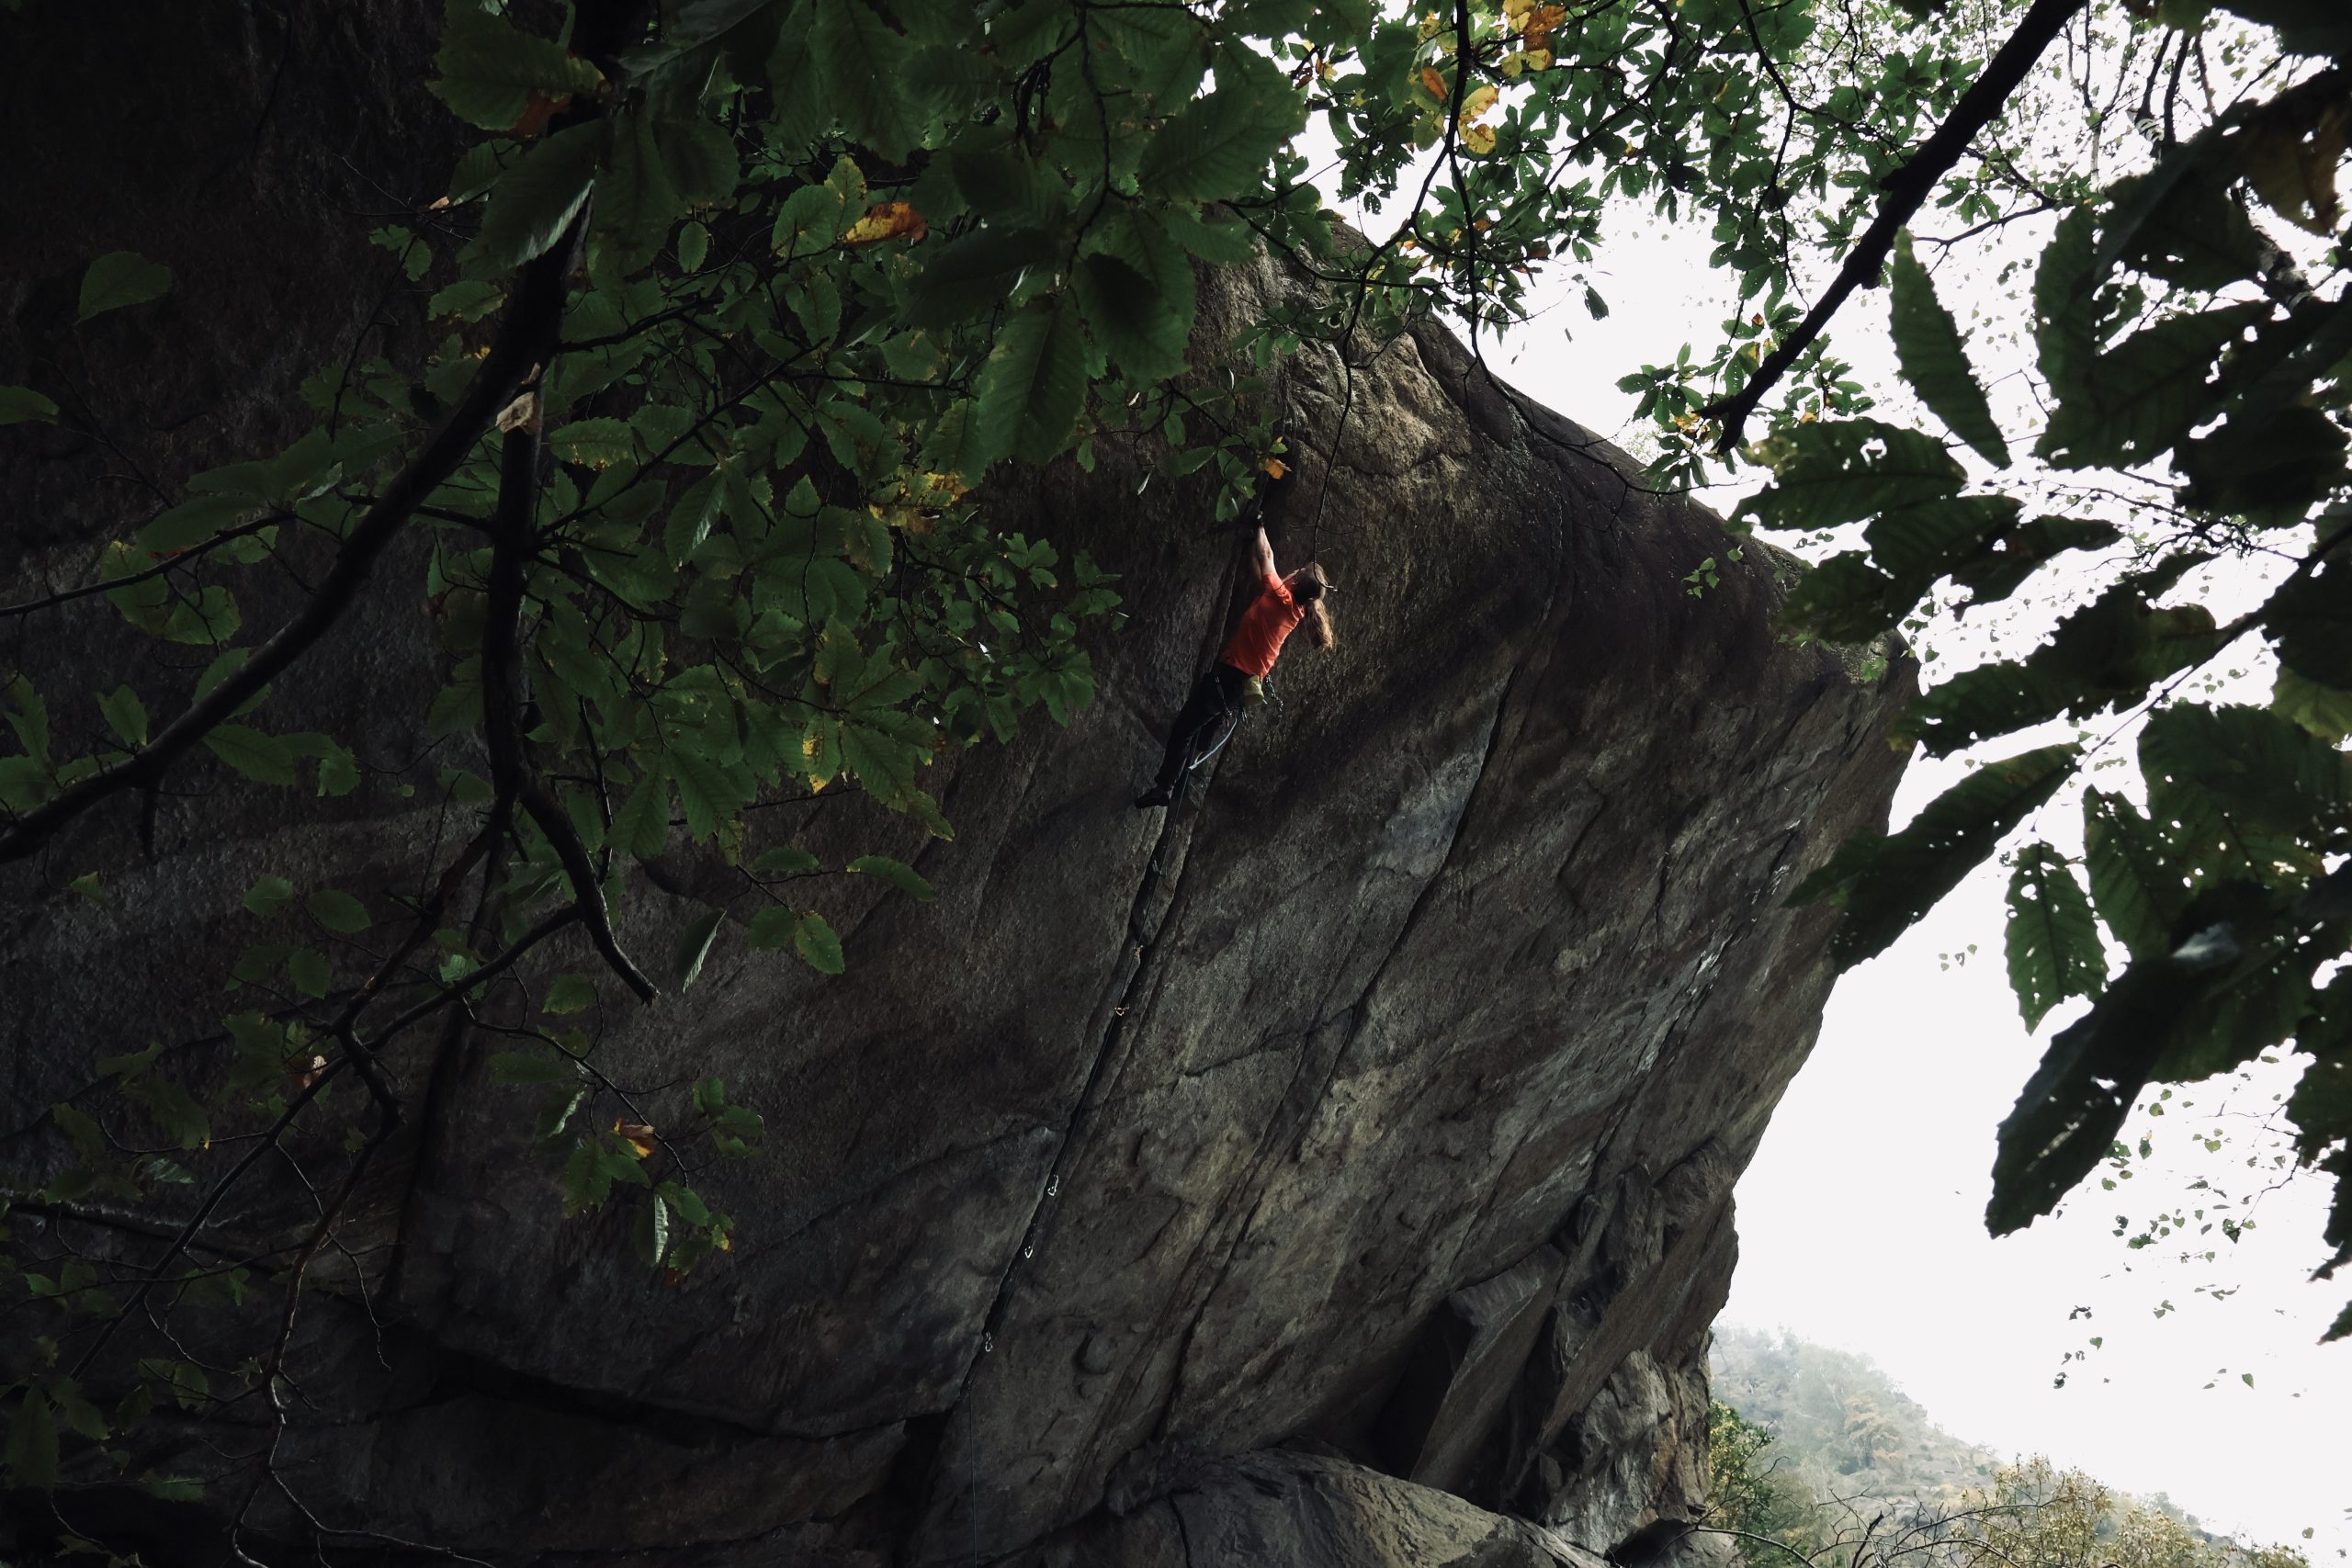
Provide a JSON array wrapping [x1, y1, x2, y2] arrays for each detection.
[[1219, 571, 1304, 679]]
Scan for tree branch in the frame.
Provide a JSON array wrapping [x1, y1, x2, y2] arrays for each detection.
[[0, 224, 584, 867], [1702, 0, 2091, 452]]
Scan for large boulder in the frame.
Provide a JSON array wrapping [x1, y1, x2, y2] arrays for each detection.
[[0, 7, 1912, 1563]]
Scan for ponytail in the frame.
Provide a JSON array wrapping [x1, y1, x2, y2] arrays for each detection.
[[1289, 563, 1336, 650]]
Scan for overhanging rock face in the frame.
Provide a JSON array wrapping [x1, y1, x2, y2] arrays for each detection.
[[1, 10, 1913, 1564]]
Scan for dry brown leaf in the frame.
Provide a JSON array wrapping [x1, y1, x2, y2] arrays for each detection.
[[510, 90, 570, 141], [840, 201, 928, 248]]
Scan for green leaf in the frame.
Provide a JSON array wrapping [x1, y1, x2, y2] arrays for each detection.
[[543, 973, 599, 1014], [2107, 164, 2267, 292], [2031, 208, 2103, 408], [428, 0, 603, 131], [1136, 84, 1295, 200], [2005, 842, 2109, 1030], [2140, 703, 2346, 884], [204, 725, 299, 785], [1074, 253, 1186, 384], [429, 279, 504, 321], [560, 1138, 612, 1213], [676, 220, 710, 271], [1083, 211, 1198, 371], [242, 874, 296, 918], [1778, 551, 1906, 642], [793, 910, 845, 974], [0, 386, 59, 425], [2177, 404, 2349, 523], [909, 226, 1057, 328], [596, 112, 688, 264], [77, 252, 174, 321], [1791, 744, 2080, 969], [669, 747, 752, 841], [4, 674, 49, 762], [813, 0, 928, 161], [1743, 418, 1966, 534], [161, 586, 242, 647], [2264, 556, 2352, 689], [1865, 494, 2021, 592], [97, 685, 147, 749], [673, 905, 727, 990], [746, 906, 843, 972], [610, 765, 673, 859], [633, 1191, 672, 1267], [752, 845, 820, 875], [2036, 302, 2265, 469], [304, 890, 372, 934], [847, 854, 935, 901], [1990, 948, 2220, 1237], [287, 946, 334, 998], [6, 1389, 57, 1491], [1888, 232, 2008, 468], [2217, 0, 2352, 56], [477, 120, 605, 271], [127, 1075, 211, 1147], [947, 147, 1070, 229], [490, 1052, 568, 1085], [2273, 664, 2352, 741], [47, 1376, 107, 1443], [1898, 558, 2221, 756], [547, 417, 638, 467], [1950, 515, 2122, 606], [974, 296, 1085, 467], [2082, 788, 2180, 961]]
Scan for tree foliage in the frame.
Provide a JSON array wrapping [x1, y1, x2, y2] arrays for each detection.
[[0, 0, 2346, 1547], [1735, 5, 2352, 1337]]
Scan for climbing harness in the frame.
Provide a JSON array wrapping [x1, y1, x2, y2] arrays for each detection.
[[1182, 675, 1271, 779]]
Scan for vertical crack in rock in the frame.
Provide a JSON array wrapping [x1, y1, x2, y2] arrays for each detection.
[[941, 773, 1225, 1430], [1148, 640, 1534, 1450]]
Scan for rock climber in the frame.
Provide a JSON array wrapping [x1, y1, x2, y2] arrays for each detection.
[[1133, 468, 1335, 810]]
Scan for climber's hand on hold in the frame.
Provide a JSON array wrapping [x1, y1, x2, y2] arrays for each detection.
[[1250, 522, 1278, 583]]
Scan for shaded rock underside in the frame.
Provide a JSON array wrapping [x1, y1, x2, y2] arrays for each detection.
[[0, 6, 1913, 1563]]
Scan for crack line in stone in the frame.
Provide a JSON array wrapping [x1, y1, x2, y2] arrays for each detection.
[[1146, 641, 1534, 1454]]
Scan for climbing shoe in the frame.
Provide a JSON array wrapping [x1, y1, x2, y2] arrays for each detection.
[[1132, 786, 1174, 810]]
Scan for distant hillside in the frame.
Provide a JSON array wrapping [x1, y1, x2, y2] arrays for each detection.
[[1707, 1326, 2224, 1537], [1709, 1325, 2005, 1513]]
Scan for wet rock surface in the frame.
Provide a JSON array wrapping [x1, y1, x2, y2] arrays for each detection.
[[1, 8, 1912, 1564]]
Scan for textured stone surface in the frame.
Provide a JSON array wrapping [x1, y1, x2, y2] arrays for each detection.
[[0, 8, 1915, 1564], [1036, 1450, 1607, 1568]]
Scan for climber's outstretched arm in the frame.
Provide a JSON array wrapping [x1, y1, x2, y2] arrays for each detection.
[[1250, 524, 1279, 585]]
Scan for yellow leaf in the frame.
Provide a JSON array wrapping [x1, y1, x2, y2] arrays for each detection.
[[1503, 0, 1535, 21], [1461, 83, 1499, 121], [839, 201, 928, 248], [613, 1119, 659, 1159], [1261, 457, 1287, 480], [2243, 103, 2346, 236], [1463, 122, 1498, 155], [1419, 64, 1449, 101], [1523, 46, 1555, 69]]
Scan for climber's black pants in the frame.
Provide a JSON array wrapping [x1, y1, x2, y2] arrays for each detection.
[[1153, 663, 1250, 793]]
